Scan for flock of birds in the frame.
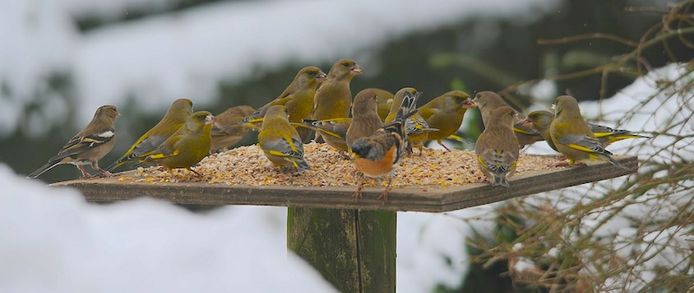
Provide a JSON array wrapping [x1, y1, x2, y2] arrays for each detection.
[[29, 59, 648, 199]]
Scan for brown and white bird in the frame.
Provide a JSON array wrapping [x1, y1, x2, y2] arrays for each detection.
[[29, 105, 119, 178]]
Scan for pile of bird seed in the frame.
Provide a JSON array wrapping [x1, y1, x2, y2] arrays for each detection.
[[117, 143, 564, 188]]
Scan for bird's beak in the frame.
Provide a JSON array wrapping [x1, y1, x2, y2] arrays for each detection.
[[317, 72, 327, 82], [351, 65, 362, 75], [463, 99, 477, 108], [205, 114, 215, 124], [551, 103, 557, 111]]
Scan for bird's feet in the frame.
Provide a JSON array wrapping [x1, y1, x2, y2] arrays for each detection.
[[353, 184, 364, 199], [438, 141, 451, 152], [377, 188, 391, 201], [187, 167, 203, 177]]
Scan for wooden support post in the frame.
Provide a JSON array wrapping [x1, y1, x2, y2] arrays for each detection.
[[287, 207, 396, 293]]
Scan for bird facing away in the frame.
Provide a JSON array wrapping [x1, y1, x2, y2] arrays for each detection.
[[386, 88, 433, 156], [144, 111, 214, 177], [473, 91, 514, 128], [109, 98, 193, 171], [211, 105, 256, 152], [313, 59, 362, 121], [258, 105, 310, 171], [355, 88, 394, 122], [346, 88, 385, 149], [243, 66, 327, 129], [418, 90, 476, 150], [29, 105, 119, 178], [350, 90, 418, 200], [473, 91, 542, 148], [475, 106, 519, 187], [550, 95, 624, 168]]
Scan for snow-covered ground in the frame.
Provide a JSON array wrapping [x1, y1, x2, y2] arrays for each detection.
[[1, 0, 560, 136], [0, 164, 335, 292]]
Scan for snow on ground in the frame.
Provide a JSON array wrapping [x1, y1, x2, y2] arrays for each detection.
[[1, 0, 560, 135], [0, 164, 335, 292]]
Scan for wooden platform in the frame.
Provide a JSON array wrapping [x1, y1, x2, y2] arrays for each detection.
[[52, 156, 638, 212]]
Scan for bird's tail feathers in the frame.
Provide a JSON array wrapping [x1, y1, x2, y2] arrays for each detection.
[[28, 160, 62, 178], [491, 174, 511, 188], [396, 91, 420, 123]]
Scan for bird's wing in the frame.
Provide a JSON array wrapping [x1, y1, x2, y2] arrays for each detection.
[[130, 135, 169, 158], [56, 128, 115, 159], [146, 134, 182, 160], [558, 134, 613, 156], [264, 136, 304, 160], [513, 120, 540, 136]]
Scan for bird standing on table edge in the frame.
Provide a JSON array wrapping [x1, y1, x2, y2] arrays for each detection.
[[549, 95, 625, 168], [350, 90, 418, 200], [475, 106, 520, 187], [29, 105, 119, 179]]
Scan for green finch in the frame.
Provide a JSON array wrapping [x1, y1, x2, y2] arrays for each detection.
[[417, 90, 476, 150], [313, 59, 362, 121], [144, 111, 214, 176], [243, 66, 327, 131], [550, 95, 623, 167], [258, 105, 309, 171], [109, 98, 193, 171]]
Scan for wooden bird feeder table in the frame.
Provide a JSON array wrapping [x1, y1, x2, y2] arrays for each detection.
[[52, 154, 637, 293]]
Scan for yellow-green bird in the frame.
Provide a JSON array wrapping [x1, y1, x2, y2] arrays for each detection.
[[313, 59, 362, 121], [386, 88, 433, 156], [258, 105, 309, 171], [244, 66, 326, 130], [211, 105, 256, 152], [518, 110, 557, 149], [521, 110, 649, 150], [144, 111, 214, 176], [550, 95, 624, 167], [475, 106, 519, 187], [29, 105, 119, 178], [109, 98, 193, 171], [418, 90, 476, 151]]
